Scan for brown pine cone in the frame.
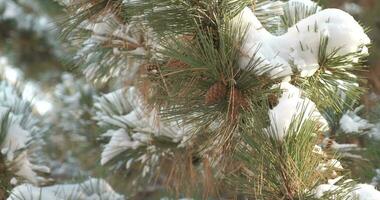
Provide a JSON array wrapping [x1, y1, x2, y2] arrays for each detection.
[[205, 82, 227, 105]]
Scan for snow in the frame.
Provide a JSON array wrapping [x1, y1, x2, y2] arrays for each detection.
[[0, 112, 43, 185], [72, 13, 153, 83], [101, 128, 143, 165], [323, 139, 358, 151], [10, 152, 46, 185], [7, 178, 124, 200], [267, 82, 328, 140], [314, 177, 380, 200], [314, 184, 340, 198], [34, 100, 53, 115], [340, 109, 373, 133], [325, 159, 343, 170], [235, 6, 370, 79], [96, 87, 190, 166], [317, 159, 343, 172], [3, 66, 23, 84], [0, 81, 49, 185], [368, 123, 380, 140], [0, 57, 23, 84], [352, 184, 380, 200], [2, 123, 30, 156], [372, 169, 380, 186]]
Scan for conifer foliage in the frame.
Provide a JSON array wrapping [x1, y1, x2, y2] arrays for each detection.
[[55, 0, 379, 199], [1, 0, 379, 199]]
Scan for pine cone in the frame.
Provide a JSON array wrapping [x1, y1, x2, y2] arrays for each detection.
[[205, 82, 227, 105]]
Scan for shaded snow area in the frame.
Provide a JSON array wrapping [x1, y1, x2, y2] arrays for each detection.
[[8, 178, 124, 200]]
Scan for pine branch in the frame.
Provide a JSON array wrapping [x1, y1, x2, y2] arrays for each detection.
[[293, 34, 368, 121], [60, 0, 253, 83], [229, 105, 353, 199], [146, 17, 281, 153]]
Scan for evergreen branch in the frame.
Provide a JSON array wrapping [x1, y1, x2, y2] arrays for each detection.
[[229, 104, 352, 199], [293, 34, 369, 124], [60, 0, 253, 83], [59, 0, 126, 39], [147, 17, 281, 152]]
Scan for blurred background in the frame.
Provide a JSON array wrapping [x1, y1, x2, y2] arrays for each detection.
[[0, 0, 378, 197]]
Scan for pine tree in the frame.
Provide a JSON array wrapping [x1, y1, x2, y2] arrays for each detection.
[[51, 0, 380, 199], [1, 0, 380, 199], [52, 0, 380, 199]]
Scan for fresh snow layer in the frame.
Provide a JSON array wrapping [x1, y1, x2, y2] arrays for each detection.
[[2, 123, 31, 160], [351, 184, 380, 200], [340, 110, 373, 133], [96, 87, 190, 166], [317, 159, 343, 172], [0, 82, 49, 185], [7, 178, 124, 200], [314, 177, 380, 200], [236, 6, 370, 79], [73, 12, 157, 83], [101, 128, 143, 165], [267, 83, 328, 140]]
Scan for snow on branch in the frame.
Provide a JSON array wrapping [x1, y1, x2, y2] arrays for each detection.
[[0, 82, 49, 185]]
